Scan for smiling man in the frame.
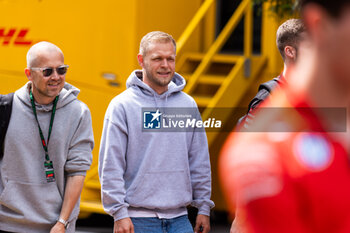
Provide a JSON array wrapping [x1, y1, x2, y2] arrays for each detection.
[[99, 31, 214, 233], [0, 42, 94, 233]]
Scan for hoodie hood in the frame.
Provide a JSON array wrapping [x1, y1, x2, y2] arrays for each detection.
[[16, 82, 80, 112], [126, 70, 186, 98]]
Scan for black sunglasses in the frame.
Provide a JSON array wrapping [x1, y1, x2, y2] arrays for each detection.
[[31, 65, 69, 77]]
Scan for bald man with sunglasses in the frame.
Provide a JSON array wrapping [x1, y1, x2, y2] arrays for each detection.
[[0, 41, 94, 233]]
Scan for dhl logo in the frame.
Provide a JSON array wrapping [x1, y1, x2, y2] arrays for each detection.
[[0, 28, 34, 46]]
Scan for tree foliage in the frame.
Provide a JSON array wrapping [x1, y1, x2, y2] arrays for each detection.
[[253, 0, 299, 18]]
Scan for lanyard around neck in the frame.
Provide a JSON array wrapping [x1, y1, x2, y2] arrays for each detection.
[[29, 90, 59, 161]]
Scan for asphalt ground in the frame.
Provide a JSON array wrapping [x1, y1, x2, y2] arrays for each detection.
[[76, 224, 230, 233]]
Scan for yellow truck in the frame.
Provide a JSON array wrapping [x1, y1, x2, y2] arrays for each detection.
[[0, 0, 284, 216]]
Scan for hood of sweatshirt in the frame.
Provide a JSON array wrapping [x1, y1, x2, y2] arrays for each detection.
[[126, 70, 186, 99], [16, 82, 80, 112]]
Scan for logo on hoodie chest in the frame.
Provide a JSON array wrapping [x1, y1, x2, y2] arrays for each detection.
[[143, 109, 162, 129], [142, 108, 222, 131]]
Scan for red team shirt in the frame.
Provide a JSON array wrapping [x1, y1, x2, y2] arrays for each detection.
[[220, 88, 350, 233]]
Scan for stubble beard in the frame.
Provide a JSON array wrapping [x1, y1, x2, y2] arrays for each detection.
[[145, 69, 173, 87]]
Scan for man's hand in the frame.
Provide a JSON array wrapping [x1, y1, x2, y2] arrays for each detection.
[[114, 217, 134, 233], [194, 214, 210, 233], [50, 221, 66, 233]]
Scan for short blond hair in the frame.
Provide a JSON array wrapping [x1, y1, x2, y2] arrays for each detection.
[[139, 31, 176, 56]]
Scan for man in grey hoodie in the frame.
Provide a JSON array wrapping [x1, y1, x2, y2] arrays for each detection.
[[0, 42, 94, 233], [99, 31, 214, 233]]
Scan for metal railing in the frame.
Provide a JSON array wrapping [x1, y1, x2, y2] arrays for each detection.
[[176, 0, 216, 54]]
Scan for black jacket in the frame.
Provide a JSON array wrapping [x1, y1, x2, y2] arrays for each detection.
[[237, 76, 282, 129]]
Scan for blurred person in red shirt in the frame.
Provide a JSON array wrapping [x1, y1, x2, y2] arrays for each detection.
[[231, 18, 307, 233], [220, 0, 350, 232]]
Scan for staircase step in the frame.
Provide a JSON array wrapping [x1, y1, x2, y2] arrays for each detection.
[[192, 96, 213, 107], [183, 52, 241, 64], [201, 75, 226, 85], [182, 74, 226, 85], [177, 52, 238, 75]]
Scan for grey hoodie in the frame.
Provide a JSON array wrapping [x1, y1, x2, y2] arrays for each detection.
[[0, 82, 94, 233], [99, 70, 214, 221]]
